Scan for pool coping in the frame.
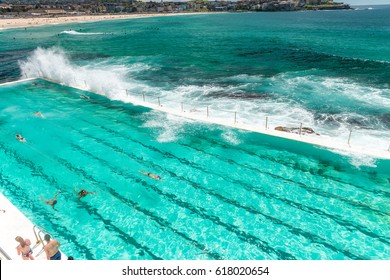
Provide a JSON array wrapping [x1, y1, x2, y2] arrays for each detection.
[[0, 78, 36, 87]]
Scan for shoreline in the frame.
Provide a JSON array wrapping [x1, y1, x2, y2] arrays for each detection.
[[0, 12, 212, 30]]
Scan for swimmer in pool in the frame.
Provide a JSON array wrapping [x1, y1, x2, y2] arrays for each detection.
[[42, 191, 61, 209], [80, 94, 90, 100], [15, 134, 26, 142], [34, 111, 44, 118], [139, 171, 161, 181], [77, 189, 95, 200]]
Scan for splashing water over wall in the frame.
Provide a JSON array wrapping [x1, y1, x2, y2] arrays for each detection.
[[19, 47, 140, 100]]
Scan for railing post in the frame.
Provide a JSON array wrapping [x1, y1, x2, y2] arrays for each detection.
[[347, 129, 352, 145], [299, 122, 302, 136], [158, 97, 160, 107], [181, 102, 184, 112], [206, 106, 209, 118], [388, 144, 390, 152], [84, 80, 87, 87], [142, 93, 145, 102], [125, 89, 129, 96], [265, 116, 268, 130], [234, 112, 237, 124]]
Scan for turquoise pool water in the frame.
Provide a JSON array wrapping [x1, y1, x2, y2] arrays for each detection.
[[0, 79, 389, 260]]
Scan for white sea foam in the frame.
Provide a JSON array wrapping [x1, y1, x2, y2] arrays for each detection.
[[278, 74, 390, 108], [142, 112, 191, 143], [19, 47, 153, 100], [160, 83, 315, 129], [330, 148, 378, 168], [221, 130, 241, 145], [60, 30, 104, 35]]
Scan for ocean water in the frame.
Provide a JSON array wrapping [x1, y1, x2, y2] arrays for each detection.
[[0, 8, 389, 259]]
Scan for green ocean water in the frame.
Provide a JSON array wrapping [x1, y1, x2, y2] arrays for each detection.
[[0, 8, 389, 259]]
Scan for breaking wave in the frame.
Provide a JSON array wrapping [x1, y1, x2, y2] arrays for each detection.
[[60, 30, 104, 36]]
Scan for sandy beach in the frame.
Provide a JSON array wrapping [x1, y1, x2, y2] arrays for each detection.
[[0, 13, 202, 30]]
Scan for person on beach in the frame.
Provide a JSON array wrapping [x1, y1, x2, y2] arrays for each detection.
[[15, 236, 34, 260], [77, 189, 95, 199], [43, 234, 61, 260], [139, 171, 161, 181], [42, 191, 61, 209], [15, 134, 26, 142]]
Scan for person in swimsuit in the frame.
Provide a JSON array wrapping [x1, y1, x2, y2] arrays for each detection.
[[43, 234, 61, 260], [80, 94, 90, 100], [77, 189, 95, 200], [42, 191, 61, 209], [15, 236, 34, 260], [34, 111, 44, 118], [15, 134, 26, 142], [139, 171, 161, 181]]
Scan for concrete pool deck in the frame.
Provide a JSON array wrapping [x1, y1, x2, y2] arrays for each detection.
[[0, 192, 66, 260]]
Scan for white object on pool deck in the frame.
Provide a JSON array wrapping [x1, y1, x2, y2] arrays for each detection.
[[0, 193, 66, 260]]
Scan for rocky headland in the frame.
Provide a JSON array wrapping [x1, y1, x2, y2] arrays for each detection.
[[239, 1, 351, 12]]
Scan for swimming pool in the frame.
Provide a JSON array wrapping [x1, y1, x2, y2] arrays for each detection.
[[0, 79, 389, 260]]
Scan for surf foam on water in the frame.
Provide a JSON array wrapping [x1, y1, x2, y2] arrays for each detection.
[[142, 112, 191, 143], [60, 30, 104, 35], [18, 47, 151, 100]]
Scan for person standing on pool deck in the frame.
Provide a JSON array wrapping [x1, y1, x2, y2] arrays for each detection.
[[15, 236, 34, 260], [44, 234, 61, 260]]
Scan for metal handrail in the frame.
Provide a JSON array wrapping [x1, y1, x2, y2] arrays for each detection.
[[32, 224, 49, 257], [0, 246, 12, 260]]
